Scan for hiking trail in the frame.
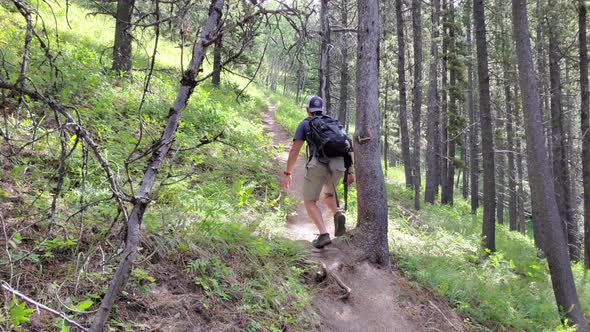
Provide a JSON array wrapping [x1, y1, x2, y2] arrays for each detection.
[[261, 104, 470, 332]]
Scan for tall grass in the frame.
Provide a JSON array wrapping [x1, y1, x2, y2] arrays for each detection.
[[386, 167, 589, 331], [0, 2, 315, 330]]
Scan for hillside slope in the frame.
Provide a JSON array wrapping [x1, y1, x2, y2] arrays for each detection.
[[0, 2, 315, 331]]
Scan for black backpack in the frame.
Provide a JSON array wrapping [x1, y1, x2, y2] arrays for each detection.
[[306, 115, 352, 166], [306, 115, 353, 210]]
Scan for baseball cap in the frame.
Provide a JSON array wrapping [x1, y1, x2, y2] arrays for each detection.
[[307, 95, 324, 114]]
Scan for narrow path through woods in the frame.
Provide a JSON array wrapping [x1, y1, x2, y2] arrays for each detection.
[[261, 104, 470, 332]]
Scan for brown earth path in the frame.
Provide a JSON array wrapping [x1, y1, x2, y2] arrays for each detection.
[[261, 104, 470, 332]]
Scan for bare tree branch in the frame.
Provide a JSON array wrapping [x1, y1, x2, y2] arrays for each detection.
[[1, 282, 89, 331]]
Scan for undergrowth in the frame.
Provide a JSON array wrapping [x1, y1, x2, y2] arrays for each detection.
[[269, 94, 304, 135], [0, 1, 314, 331], [386, 166, 589, 332]]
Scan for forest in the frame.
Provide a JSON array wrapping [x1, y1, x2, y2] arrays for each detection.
[[1, 0, 590, 331]]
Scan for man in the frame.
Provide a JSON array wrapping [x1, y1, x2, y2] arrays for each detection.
[[282, 96, 354, 248]]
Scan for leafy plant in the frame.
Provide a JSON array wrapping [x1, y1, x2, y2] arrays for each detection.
[[7, 298, 35, 327]]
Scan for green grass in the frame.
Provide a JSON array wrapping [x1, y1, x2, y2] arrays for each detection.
[[269, 93, 306, 135], [0, 2, 314, 330], [386, 167, 589, 332]]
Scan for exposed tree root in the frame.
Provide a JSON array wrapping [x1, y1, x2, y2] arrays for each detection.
[[305, 259, 351, 299]]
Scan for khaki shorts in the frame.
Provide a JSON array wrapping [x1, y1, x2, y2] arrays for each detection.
[[303, 157, 345, 201]]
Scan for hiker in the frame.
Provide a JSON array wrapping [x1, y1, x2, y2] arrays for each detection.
[[282, 96, 354, 249]]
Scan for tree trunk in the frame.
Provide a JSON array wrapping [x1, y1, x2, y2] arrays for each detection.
[[515, 83, 527, 234], [384, 80, 390, 173], [496, 5, 507, 224], [424, 0, 441, 204], [90, 0, 224, 330], [474, 0, 496, 252], [498, 5, 517, 230], [549, 27, 580, 261], [212, 36, 222, 86], [112, 0, 135, 72], [579, 0, 590, 270], [440, 0, 449, 202], [512, 0, 588, 328], [396, 0, 412, 188], [443, 1, 457, 206], [319, 0, 331, 114], [462, 144, 469, 199], [496, 101, 505, 226], [338, 0, 349, 125], [505, 65, 518, 231], [352, 0, 390, 268], [466, 0, 479, 214], [295, 61, 303, 103], [412, 0, 423, 210]]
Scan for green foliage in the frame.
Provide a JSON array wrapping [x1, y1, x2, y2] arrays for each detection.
[[5, 298, 35, 327], [179, 222, 314, 330], [38, 237, 78, 259], [0, 1, 314, 330], [131, 268, 157, 296], [269, 94, 305, 135], [386, 166, 590, 331]]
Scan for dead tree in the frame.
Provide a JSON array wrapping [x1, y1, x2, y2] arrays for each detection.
[[89, 0, 225, 330]]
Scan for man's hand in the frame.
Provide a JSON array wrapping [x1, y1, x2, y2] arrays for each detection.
[[282, 174, 292, 189], [346, 173, 355, 186]]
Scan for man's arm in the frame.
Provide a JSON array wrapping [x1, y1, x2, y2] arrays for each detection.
[[282, 140, 305, 189]]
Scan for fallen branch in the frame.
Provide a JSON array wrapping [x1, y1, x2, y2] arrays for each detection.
[[1, 282, 88, 331]]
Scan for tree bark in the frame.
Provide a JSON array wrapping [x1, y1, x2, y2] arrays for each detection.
[[466, 0, 479, 214], [296, 61, 303, 103], [496, 4, 507, 224], [396, 0, 412, 188], [505, 63, 518, 231], [352, 0, 390, 268], [443, 1, 457, 206], [319, 0, 331, 114], [462, 144, 468, 199], [424, 0, 441, 204], [440, 0, 449, 202], [112, 0, 135, 72], [384, 79, 390, 173], [412, 0, 423, 210], [212, 36, 222, 86], [90, 1, 225, 330], [512, 0, 588, 328], [474, 0, 496, 252], [496, 106, 505, 226], [514, 83, 527, 234], [338, 0, 349, 126], [579, 0, 590, 270]]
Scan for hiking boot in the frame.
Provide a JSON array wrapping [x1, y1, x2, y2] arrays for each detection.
[[312, 233, 332, 248], [334, 212, 346, 237]]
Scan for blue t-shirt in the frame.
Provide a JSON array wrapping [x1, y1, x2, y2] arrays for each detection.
[[293, 117, 320, 161], [293, 118, 310, 141]]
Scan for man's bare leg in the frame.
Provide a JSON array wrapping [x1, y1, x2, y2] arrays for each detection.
[[304, 200, 328, 234], [321, 193, 341, 216]]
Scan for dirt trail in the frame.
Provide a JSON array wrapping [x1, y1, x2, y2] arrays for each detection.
[[261, 105, 469, 332]]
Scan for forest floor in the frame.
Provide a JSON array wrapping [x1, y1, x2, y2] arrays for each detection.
[[261, 105, 470, 332]]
